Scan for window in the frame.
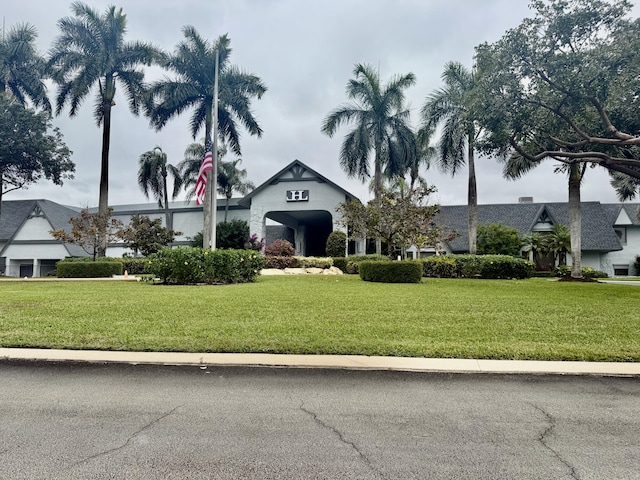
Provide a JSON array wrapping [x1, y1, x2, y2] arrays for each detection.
[[613, 265, 629, 276], [614, 227, 627, 245]]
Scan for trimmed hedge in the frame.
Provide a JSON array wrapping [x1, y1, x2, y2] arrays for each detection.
[[295, 256, 333, 269], [422, 254, 534, 279], [340, 254, 388, 274], [119, 257, 151, 275], [264, 256, 300, 269], [359, 260, 423, 284], [148, 247, 264, 285], [56, 260, 123, 278], [332, 257, 348, 272]]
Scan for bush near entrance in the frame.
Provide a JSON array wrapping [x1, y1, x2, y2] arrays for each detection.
[[325, 231, 347, 257], [148, 247, 264, 285], [359, 260, 423, 284]]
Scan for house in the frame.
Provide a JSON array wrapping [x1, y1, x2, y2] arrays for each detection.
[[1, 160, 639, 277], [435, 200, 640, 276]]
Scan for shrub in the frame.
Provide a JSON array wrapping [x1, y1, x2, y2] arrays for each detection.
[[203, 249, 265, 284], [477, 223, 523, 257], [217, 220, 250, 249], [147, 247, 263, 285], [332, 257, 348, 272], [478, 255, 534, 279], [422, 255, 533, 279], [359, 260, 423, 283], [296, 256, 333, 269], [554, 265, 608, 279], [340, 254, 387, 274], [264, 256, 300, 269], [56, 260, 123, 278], [634, 255, 640, 276], [422, 256, 458, 278], [325, 231, 347, 257], [265, 239, 295, 256], [119, 257, 151, 275], [244, 233, 265, 251]]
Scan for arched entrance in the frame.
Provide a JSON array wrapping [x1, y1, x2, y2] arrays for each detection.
[[266, 210, 333, 256]]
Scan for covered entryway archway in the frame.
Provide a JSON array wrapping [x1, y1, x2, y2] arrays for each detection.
[[266, 210, 333, 256]]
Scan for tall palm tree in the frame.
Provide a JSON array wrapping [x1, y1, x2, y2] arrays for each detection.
[[146, 28, 266, 248], [48, 2, 160, 257], [322, 63, 417, 254], [137, 146, 182, 229], [421, 61, 482, 254], [503, 154, 586, 279], [217, 159, 254, 222], [0, 22, 50, 111]]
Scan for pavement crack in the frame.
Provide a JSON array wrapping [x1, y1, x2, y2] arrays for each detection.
[[71, 405, 183, 468], [299, 402, 385, 479], [529, 403, 580, 480]]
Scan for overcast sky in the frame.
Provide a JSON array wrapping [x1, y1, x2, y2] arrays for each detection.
[[5, 0, 640, 208]]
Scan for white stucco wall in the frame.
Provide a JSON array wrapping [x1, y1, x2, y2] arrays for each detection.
[[248, 180, 347, 246], [599, 225, 640, 276], [13, 216, 54, 240]]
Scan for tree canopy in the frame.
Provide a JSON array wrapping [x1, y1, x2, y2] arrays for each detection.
[[0, 93, 73, 215], [475, 0, 640, 197]]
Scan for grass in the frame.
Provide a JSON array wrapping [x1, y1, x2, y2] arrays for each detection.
[[1, 275, 639, 361]]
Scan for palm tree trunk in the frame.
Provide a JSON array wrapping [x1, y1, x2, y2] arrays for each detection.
[[162, 169, 172, 231], [225, 194, 231, 222], [374, 142, 383, 256], [97, 98, 112, 258], [467, 140, 478, 255], [568, 163, 582, 279]]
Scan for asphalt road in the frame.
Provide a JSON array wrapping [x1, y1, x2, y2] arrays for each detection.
[[1, 361, 639, 479]]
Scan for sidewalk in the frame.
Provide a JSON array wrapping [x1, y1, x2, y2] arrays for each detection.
[[1, 348, 639, 376]]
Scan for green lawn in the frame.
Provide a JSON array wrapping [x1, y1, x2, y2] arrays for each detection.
[[1, 275, 639, 361]]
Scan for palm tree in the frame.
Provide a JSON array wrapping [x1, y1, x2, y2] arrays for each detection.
[[421, 61, 482, 254], [146, 28, 266, 248], [321, 63, 417, 254], [177, 141, 225, 201], [503, 154, 586, 278], [217, 159, 255, 221], [547, 224, 571, 266], [137, 146, 182, 229], [48, 3, 160, 257], [0, 22, 50, 111]]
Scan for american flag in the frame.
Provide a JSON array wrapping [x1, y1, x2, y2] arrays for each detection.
[[195, 138, 213, 206]]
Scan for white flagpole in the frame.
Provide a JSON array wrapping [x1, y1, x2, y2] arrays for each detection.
[[210, 49, 219, 250]]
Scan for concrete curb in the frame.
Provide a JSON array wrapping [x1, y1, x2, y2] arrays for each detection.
[[1, 348, 639, 376]]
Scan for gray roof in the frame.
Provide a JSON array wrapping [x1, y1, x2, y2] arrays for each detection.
[[0, 199, 87, 257], [439, 202, 631, 253]]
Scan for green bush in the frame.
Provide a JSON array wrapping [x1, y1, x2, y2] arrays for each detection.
[[56, 260, 123, 278], [478, 255, 534, 279], [325, 231, 347, 257], [422, 255, 533, 279], [554, 265, 608, 279], [332, 257, 347, 272], [477, 223, 523, 256], [359, 261, 423, 284], [217, 220, 250, 249], [118, 257, 151, 275], [295, 256, 333, 269], [147, 247, 263, 285], [265, 239, 295, 256], [264, 256, 300, 269], [422, 256, 458, 278], [634, 255, 640, 276], [341, 254, 387, 274]]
